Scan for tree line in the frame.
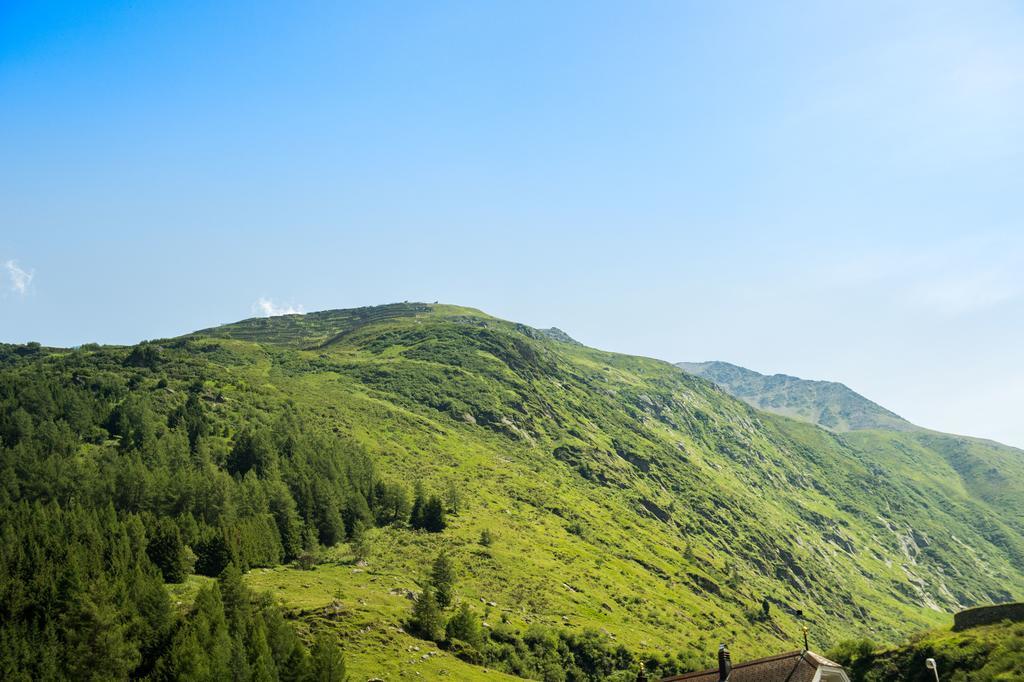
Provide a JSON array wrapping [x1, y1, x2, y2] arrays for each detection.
[[0, 501, 345, 681], [0, 342, 451, 679]]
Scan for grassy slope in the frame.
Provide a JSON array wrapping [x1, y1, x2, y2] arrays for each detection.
[[837, 620, 1024, 681], [158, 303, 1024, 677], [676, 361, 1024, 527], [678, 359, 1024, 609]]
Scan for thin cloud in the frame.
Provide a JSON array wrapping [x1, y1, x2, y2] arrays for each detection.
[[818, 234, 1023, 317], [907, 271, 1019, 316], [799, 4, 1024, 166], [4, 260, 34, 295], [897, 239, 1022, 316], [252, 297, 305, 317]]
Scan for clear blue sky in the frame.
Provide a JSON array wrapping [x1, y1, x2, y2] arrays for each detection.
[[2, 1, 1022, 447]]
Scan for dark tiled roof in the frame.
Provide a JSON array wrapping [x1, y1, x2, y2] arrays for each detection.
[[661, 650, 844, 682]]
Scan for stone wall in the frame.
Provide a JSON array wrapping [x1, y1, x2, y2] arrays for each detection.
[[952, 603, 1024, 631]]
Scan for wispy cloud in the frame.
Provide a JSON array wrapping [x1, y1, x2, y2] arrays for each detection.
[[906, 270, 1020, 316], [252, 297, 305, 317], [800, 3, 1024, 166], [4, 260, 34, 295], [825, 234, 1023, 318]]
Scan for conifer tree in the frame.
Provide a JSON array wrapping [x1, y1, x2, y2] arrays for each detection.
[[422, 495, 447, 533], [160, 584, 233, 680], [261, 597, 309, 679], [444, 480, 461, 515], [410, 481, 426, 529], [147, 516, 188, 583], [308, 631, 347, 682], [195, 529, 232, 577], [218, 564, 253, 637], [312, 480, 344, 547], [227, 428, 278, 478], [61, 580, 141, 681], [445, 602, 483, 650], [372, 480, 411, 526], [350, 519, 371, 563], [409, 587, 443, 641], [430, 551, 457, 608], [170, 390, 208, 453], [340, 489, 373, 538], [268, 481, 304, 561], [228, 636, 252, 682], [247, 618, 278, 682], [479, 528, 493, 547]]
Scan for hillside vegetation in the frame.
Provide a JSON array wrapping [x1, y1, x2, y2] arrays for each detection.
[[829, 618, 1024, 681], [677, 361, 1024, 531], [3, 303, 1024, 680]]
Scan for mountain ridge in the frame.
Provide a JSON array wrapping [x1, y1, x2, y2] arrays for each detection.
[[676, 360, 914, 432]]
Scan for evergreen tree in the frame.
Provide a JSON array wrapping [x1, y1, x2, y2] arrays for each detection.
[[350, 520, 371, 563], [479, 528, 493, 547], [147, 516, 189, 583], [268, 481, 304, 561], [312, 480, 344, 547], [260, 597, 309, 680], [430, 551, 457, 608], [227, 428, 279, 478], [170, 390, 209, 453], [247, 618, 278, 682], [195, 529, 232, 577], [308, 631, 347, 682], [409, 587, 443, 641], [159, 584, 233, 681], [410, 481, 426, 529], [0, 349, 396, 680], [339, 486, 373, 539], [444, 480, 461, 515], [227, 635, 252, 682], [372, 480, 411, 526], [218, 564, 253, 637], [445, 602, 483, 650], [61, 580, 142, 681], [106, 394, 159, 452], [0, 503, 175, 680], [422, 495, 447, 533]]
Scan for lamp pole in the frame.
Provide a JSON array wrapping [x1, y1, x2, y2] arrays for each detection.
[[925, 658, 940, 682]]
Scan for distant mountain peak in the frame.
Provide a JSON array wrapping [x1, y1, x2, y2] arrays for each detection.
[[677, 360, 913, 432], [537, 327, 581, 345]]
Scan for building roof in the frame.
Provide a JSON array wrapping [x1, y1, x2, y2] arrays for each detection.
[[660, 650, 847, 682]]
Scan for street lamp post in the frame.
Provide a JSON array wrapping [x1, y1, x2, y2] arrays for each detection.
[[925, 657, 940, 682]]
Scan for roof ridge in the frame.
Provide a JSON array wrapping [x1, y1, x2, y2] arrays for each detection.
[[661, 649, 832, 681]]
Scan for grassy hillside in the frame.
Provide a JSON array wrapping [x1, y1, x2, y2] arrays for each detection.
[[677, 359, 1024, 540], [4, 303, 1024, 679], [829, 619, 1024, 681]]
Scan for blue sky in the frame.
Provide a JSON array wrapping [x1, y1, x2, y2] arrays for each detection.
[[2, 1, 1023, 447]]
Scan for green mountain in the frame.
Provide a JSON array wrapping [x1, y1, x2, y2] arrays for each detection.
[[677, 360, 1024, 528], [675, 361, 912, 432], [3, 303, 1024, 680]]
